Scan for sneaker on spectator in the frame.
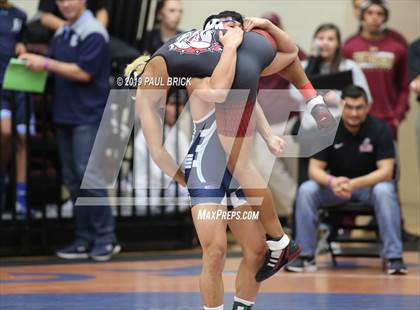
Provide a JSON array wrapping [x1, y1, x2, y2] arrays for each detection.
[[285, 256, 317, 273], [386, 258, 408, 275], [56, 244, 90, 259], [90, 243, 121, 262]]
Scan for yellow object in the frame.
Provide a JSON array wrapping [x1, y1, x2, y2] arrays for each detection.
[[124, 55, 151, 77]]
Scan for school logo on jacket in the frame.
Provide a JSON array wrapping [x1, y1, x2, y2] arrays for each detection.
[[353, 49, 395, 70], [11, 17, 23, 33], [169, 30, 223, 55], [359, 137, 374, 153]]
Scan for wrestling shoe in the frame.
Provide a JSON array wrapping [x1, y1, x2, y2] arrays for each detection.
[[285, 256, 317, 273], [308, 95, 337, 135], [255, 238, 301, 282]]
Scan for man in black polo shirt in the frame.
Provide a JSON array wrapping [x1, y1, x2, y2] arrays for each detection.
[[286, 85, 406, 275]]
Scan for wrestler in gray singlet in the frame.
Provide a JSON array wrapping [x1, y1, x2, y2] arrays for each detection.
[[184, 110, 246, 207]]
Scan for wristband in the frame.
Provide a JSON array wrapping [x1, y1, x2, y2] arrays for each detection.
[[299, 82, 317, 101], [327, 175, 335, 188], [44, 57, 49, 71]]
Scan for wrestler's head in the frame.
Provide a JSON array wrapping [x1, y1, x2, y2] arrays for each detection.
[[203, 10, 244, 30]]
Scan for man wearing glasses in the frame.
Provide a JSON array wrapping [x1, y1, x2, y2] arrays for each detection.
[[286, 85, 407, 275]]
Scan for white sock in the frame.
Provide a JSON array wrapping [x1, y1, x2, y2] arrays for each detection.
[[307, 95, 325, 111], [234, 296, 254, 306], [204, 305, 224, 310], [266, 234, 290, 252]]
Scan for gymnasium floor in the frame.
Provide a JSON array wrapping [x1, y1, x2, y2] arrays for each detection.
[[1, 250, 419, 310]]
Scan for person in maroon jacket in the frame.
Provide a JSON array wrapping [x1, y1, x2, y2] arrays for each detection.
[[343, 0, 410, 138]]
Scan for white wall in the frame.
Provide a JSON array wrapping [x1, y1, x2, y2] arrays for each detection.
[[179, 0, 420, 50], [13, 0, 39, 19]]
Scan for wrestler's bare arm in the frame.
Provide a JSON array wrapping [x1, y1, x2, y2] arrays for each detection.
[[255, 102, 273, 141], [188, 27, 244, 104], [136, 28, 243, 184], [255, 102, 285, 157], [136, 57, 186, 186]]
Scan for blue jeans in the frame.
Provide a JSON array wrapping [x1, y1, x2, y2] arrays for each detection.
[[295, 180, 403, 259], [56, 124, 115, 248]]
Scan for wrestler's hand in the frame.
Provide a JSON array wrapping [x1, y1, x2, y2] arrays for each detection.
[[174, 169, 187, 187], [219, 27, 244, 49], [243, 17, 270, 31], [266, 135, 286, 157]]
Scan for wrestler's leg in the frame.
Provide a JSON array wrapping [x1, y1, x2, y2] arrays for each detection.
[[219, 133, 284, 239], [276, 58, 336, 132], [192, 204, 228, 308], [277, 57, 310, 89], [228, 203, 266, 303], [135, 56, 187, 184]]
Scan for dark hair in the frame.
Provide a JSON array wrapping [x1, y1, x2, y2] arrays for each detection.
[[360, 0, 389, 22], [154, 0, 166, 24], [203, 10, 243, 29], [313, 23, 343, 73], [341, 85, 368, 103], [154, 0, 180, 26]]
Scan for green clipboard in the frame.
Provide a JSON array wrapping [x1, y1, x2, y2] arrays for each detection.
[[3, 58, 48, 93]]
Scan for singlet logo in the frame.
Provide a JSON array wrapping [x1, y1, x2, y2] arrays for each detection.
[[169, 30, 223, 55]]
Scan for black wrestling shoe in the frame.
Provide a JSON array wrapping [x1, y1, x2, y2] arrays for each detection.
[[255, 239, 302, 282]]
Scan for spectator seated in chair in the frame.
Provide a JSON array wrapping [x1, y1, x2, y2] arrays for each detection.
[[285, 85, 407, 275]]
